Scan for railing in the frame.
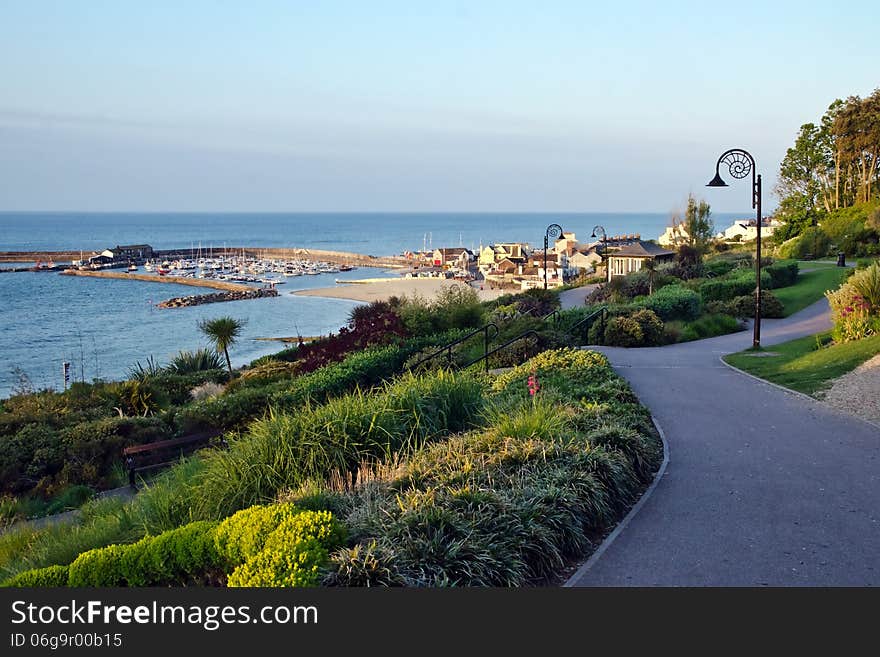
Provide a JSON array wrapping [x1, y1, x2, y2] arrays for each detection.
[[462, 330, 540, 370], [407, 323, 499, 372], [567, 307, 608, 345], [541, 309, 562, 326]]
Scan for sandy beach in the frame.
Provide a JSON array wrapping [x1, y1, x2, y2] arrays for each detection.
[[293, 277, 509, 303]]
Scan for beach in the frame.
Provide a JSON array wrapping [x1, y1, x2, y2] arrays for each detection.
[[293, 277, 509, 303]]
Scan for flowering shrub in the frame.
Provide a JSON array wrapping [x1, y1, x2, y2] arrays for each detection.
[[826, 263, 880, 342]]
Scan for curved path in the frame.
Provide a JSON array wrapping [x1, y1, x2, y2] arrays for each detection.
[[568, 298, 880, 586]]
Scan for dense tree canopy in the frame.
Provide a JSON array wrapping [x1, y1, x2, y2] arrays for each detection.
[[775, 89, 880, 254]]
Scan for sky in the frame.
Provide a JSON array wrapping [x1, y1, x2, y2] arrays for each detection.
[[1, 0, 878, 214]]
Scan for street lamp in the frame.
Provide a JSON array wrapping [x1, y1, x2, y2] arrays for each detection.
[[591, 225, 607, 280], [707, 148, 762, 349], [544, 223, 564, 290]]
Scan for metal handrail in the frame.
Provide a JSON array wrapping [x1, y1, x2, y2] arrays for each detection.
[[407, 323, 500, 372], [462, 330, 540, 370], [541, 309, 562, 326], [567, 307, 608, 344]]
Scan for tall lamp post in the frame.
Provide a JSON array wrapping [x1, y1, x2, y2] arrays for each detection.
[[543, 223, 564, 290], [590, 225, 608, 279], [707, 148, 762, 349]]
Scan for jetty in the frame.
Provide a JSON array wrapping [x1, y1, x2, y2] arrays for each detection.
[[60, 268, 253, 292]]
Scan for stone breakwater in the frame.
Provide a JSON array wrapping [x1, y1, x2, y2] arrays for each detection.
[[158, 288, 279, 308]]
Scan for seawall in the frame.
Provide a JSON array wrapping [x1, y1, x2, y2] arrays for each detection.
[[59, 269, 252, 292]]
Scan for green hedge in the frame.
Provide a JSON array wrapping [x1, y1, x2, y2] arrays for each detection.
[[707, 291, 784, 318], [642, 285, 702, 321], [66, 521, 221, 587], [764, 262, 799, 289], [1, 564, 70, 588]]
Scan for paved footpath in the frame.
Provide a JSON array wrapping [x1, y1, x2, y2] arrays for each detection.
[[569, 298, 880, 586]]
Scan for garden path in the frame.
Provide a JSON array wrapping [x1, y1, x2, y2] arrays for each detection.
[[568, 298, 880, 585]]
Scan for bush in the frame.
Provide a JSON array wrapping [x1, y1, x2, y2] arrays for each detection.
[[602, 316, 643, 347], [227, 510, 344, 587], [764, 262, 799, 288], [721, 291, 784, 319], [67, 521, 221, 587], [826, 262, 880, 342], [1, 564, 69, 587], [142, 371, 229, 406], [165, 349, 226, 375], [629, 309, 664, 346], [678, 314, 742, 342], [642, 285, 702, 321], [67, 544, 129, 586], [699, 269, 772, 301], [777, 227, 831, 259], [214, 504, 303, 567]]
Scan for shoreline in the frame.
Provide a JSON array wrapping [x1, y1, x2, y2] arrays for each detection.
[[293, 278, 508, 303]]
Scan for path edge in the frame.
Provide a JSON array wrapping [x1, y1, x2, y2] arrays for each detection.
[[563, 414, 670, 587], [718, 356, 880, 432]]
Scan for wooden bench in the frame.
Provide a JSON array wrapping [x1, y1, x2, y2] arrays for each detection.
[[122, 430, 224, 489]]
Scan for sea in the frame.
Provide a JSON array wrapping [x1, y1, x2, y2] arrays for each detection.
[[0, 212, 743, 397]]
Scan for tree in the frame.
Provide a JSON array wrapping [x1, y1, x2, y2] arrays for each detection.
[[833, 91, 880, 206], [681, 194, 714, 250], [198, 316, 246, 373], [776, 122, 834, 215]]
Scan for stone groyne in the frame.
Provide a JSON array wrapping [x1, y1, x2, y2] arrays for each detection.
[[158, 288, 279, 308]]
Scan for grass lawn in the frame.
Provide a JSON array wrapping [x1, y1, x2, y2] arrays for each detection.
[[774, 266, 850, 317], [724, 332, 880, 395]]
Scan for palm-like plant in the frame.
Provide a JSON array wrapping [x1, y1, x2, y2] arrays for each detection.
[[198, 316, 247, 373]]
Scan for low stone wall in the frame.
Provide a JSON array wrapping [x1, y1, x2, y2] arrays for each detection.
[[157, 288, 279, 308]]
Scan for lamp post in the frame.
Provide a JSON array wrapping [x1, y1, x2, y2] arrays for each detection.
[[591, 225, 607, 280], [707, 148, 762, 349], [543, 223, 564, 290]]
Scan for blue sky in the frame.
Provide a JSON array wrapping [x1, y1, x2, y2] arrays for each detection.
[[1, 1, 878, 213]]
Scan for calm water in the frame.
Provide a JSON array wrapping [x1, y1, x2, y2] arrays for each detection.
[[0, 212, 743, 397]]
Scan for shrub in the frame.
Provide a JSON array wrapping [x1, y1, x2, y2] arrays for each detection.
[[165, 349, 226, 375], [227, 510, 345, 587], [764, 261, 799, 288], [189, 381, 225, 401], [227, 361, 301, 392], [515, 288, 559, 317], [678, 314, 742, 342], [826, 263, 880, 342], [67, 521, 221, 587], [777, 227, 831, 259], [67, 544, 129, 586], [602, 316, 643, 347], [1, 564, 69, 588], [629, 309, 664, 346], [724, 291, 784, 319], [642, 285, 702, 321], [214, 504, 303, 567], [141, 370, 228, 406]]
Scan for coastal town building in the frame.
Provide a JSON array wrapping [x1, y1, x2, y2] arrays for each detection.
[[658, 224, 690, 247], [477, 242, 530, 269], [432, 247, 473, 269], [718, 218, 781, 242], [606, 240, 675, 280]]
